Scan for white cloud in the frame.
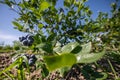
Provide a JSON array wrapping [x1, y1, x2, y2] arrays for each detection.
[[0, 34, 18, 45], [0, 34, 18, 40]]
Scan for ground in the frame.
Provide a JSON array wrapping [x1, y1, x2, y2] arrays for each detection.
[[0, 53, 120, 80]]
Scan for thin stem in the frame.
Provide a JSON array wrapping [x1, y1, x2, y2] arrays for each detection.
[[107, 59, 118, 79], [94, 61, 108, 73], [3, 72, 12, 80]]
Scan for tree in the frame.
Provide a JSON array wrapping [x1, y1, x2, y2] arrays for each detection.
[[1, 0, 119, 51], [1, 0, 92, 44], [0, 41, 4, 49]]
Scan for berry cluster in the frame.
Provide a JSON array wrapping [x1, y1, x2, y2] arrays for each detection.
[[12, 53, 37, 69], [25, 54, 37, 66], [19, 54, 37, 68], [19, 35, 34, 46]]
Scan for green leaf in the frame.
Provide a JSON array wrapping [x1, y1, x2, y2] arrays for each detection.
[[64, 0, 74, 7], [53, 46, 61, 54], [44, 53, 76, 71], [82, 0, 88, 2], [39, 1, 50, 11], [47, 33, 56, 42], [53, 41, 62, 54], [116, 78, 120, 80], [36, 43, 53, 53], [76, 2, 83, 14], [5, 0, 12, 7], [76, 51, 105, 63], [71, 45, 82, 54], [59, 67, 71, 76], [61, 42, 79, 53], [41, 64, 49, 78], [96, 72, 108, 80], [47, 0, 57, 6], [38, 23, 44, 29], [78, 42, 92, 55], [17, 58, 25, 80], [5, 71, 15, 79], [12, 21, 23, 30]]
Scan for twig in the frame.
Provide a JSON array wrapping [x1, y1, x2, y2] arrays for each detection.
[[107, 59, 118, 79], [3, 72, 12, 80]]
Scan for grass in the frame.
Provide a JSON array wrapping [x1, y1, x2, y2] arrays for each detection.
[[0, 49, 13, 53]]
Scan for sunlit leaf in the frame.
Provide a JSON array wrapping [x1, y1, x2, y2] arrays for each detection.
[[12, 21, 23, 30], [64, 0, 74, 7], [61, 42, 79, 53], [38, 23, 44, 29], [76, 2, 83, 14], [39, 1, 50, 11], [17, 58, 25, 80], [53, 46, 61, 54], [76, 51, 105, 63], [44, 53, 76, 71], [77, 42, 92, 55]]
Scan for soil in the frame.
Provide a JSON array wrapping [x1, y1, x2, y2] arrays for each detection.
[[0, 53, 120, 80], [0, 53, 12, 70]]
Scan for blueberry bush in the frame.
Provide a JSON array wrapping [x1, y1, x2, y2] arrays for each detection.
[[0, 0, 120, 79]]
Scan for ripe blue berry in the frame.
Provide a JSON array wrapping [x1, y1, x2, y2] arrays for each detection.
[[27, 35, 34, 40], [30, 54, 36, 58], [19, 36, 26, 42], [20, 34, 34, 46], [29, 58, 34, 66], [22, 40, 29, 46], [28, 54, 37, 66]]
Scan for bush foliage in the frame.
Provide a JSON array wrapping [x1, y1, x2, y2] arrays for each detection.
[[0, 0, 120, 79]]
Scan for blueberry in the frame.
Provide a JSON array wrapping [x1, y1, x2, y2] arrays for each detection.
[[19, 34, 34, 46], [27, 35, 34, 40], [27, 43, 31, 46], [30, 39, 34, 43], [28, 39, 34, 44], [27, 41, 33, 46], [19, 36, 25, 42], [22, 40, 29, 46], [25, 34, 29, 39], [30, 40, 34, 44], [29, 58, 34, 66], [28, 36, 34, 43], [60, 8, 64, 13], [30, 54, 37, 60], [28, 54, 37, 66], [30, 54, 35, 58], [26, 35, 34, 46]]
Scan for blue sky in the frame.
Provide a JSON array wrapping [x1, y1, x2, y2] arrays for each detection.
[[0, 0, 119, 45]]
